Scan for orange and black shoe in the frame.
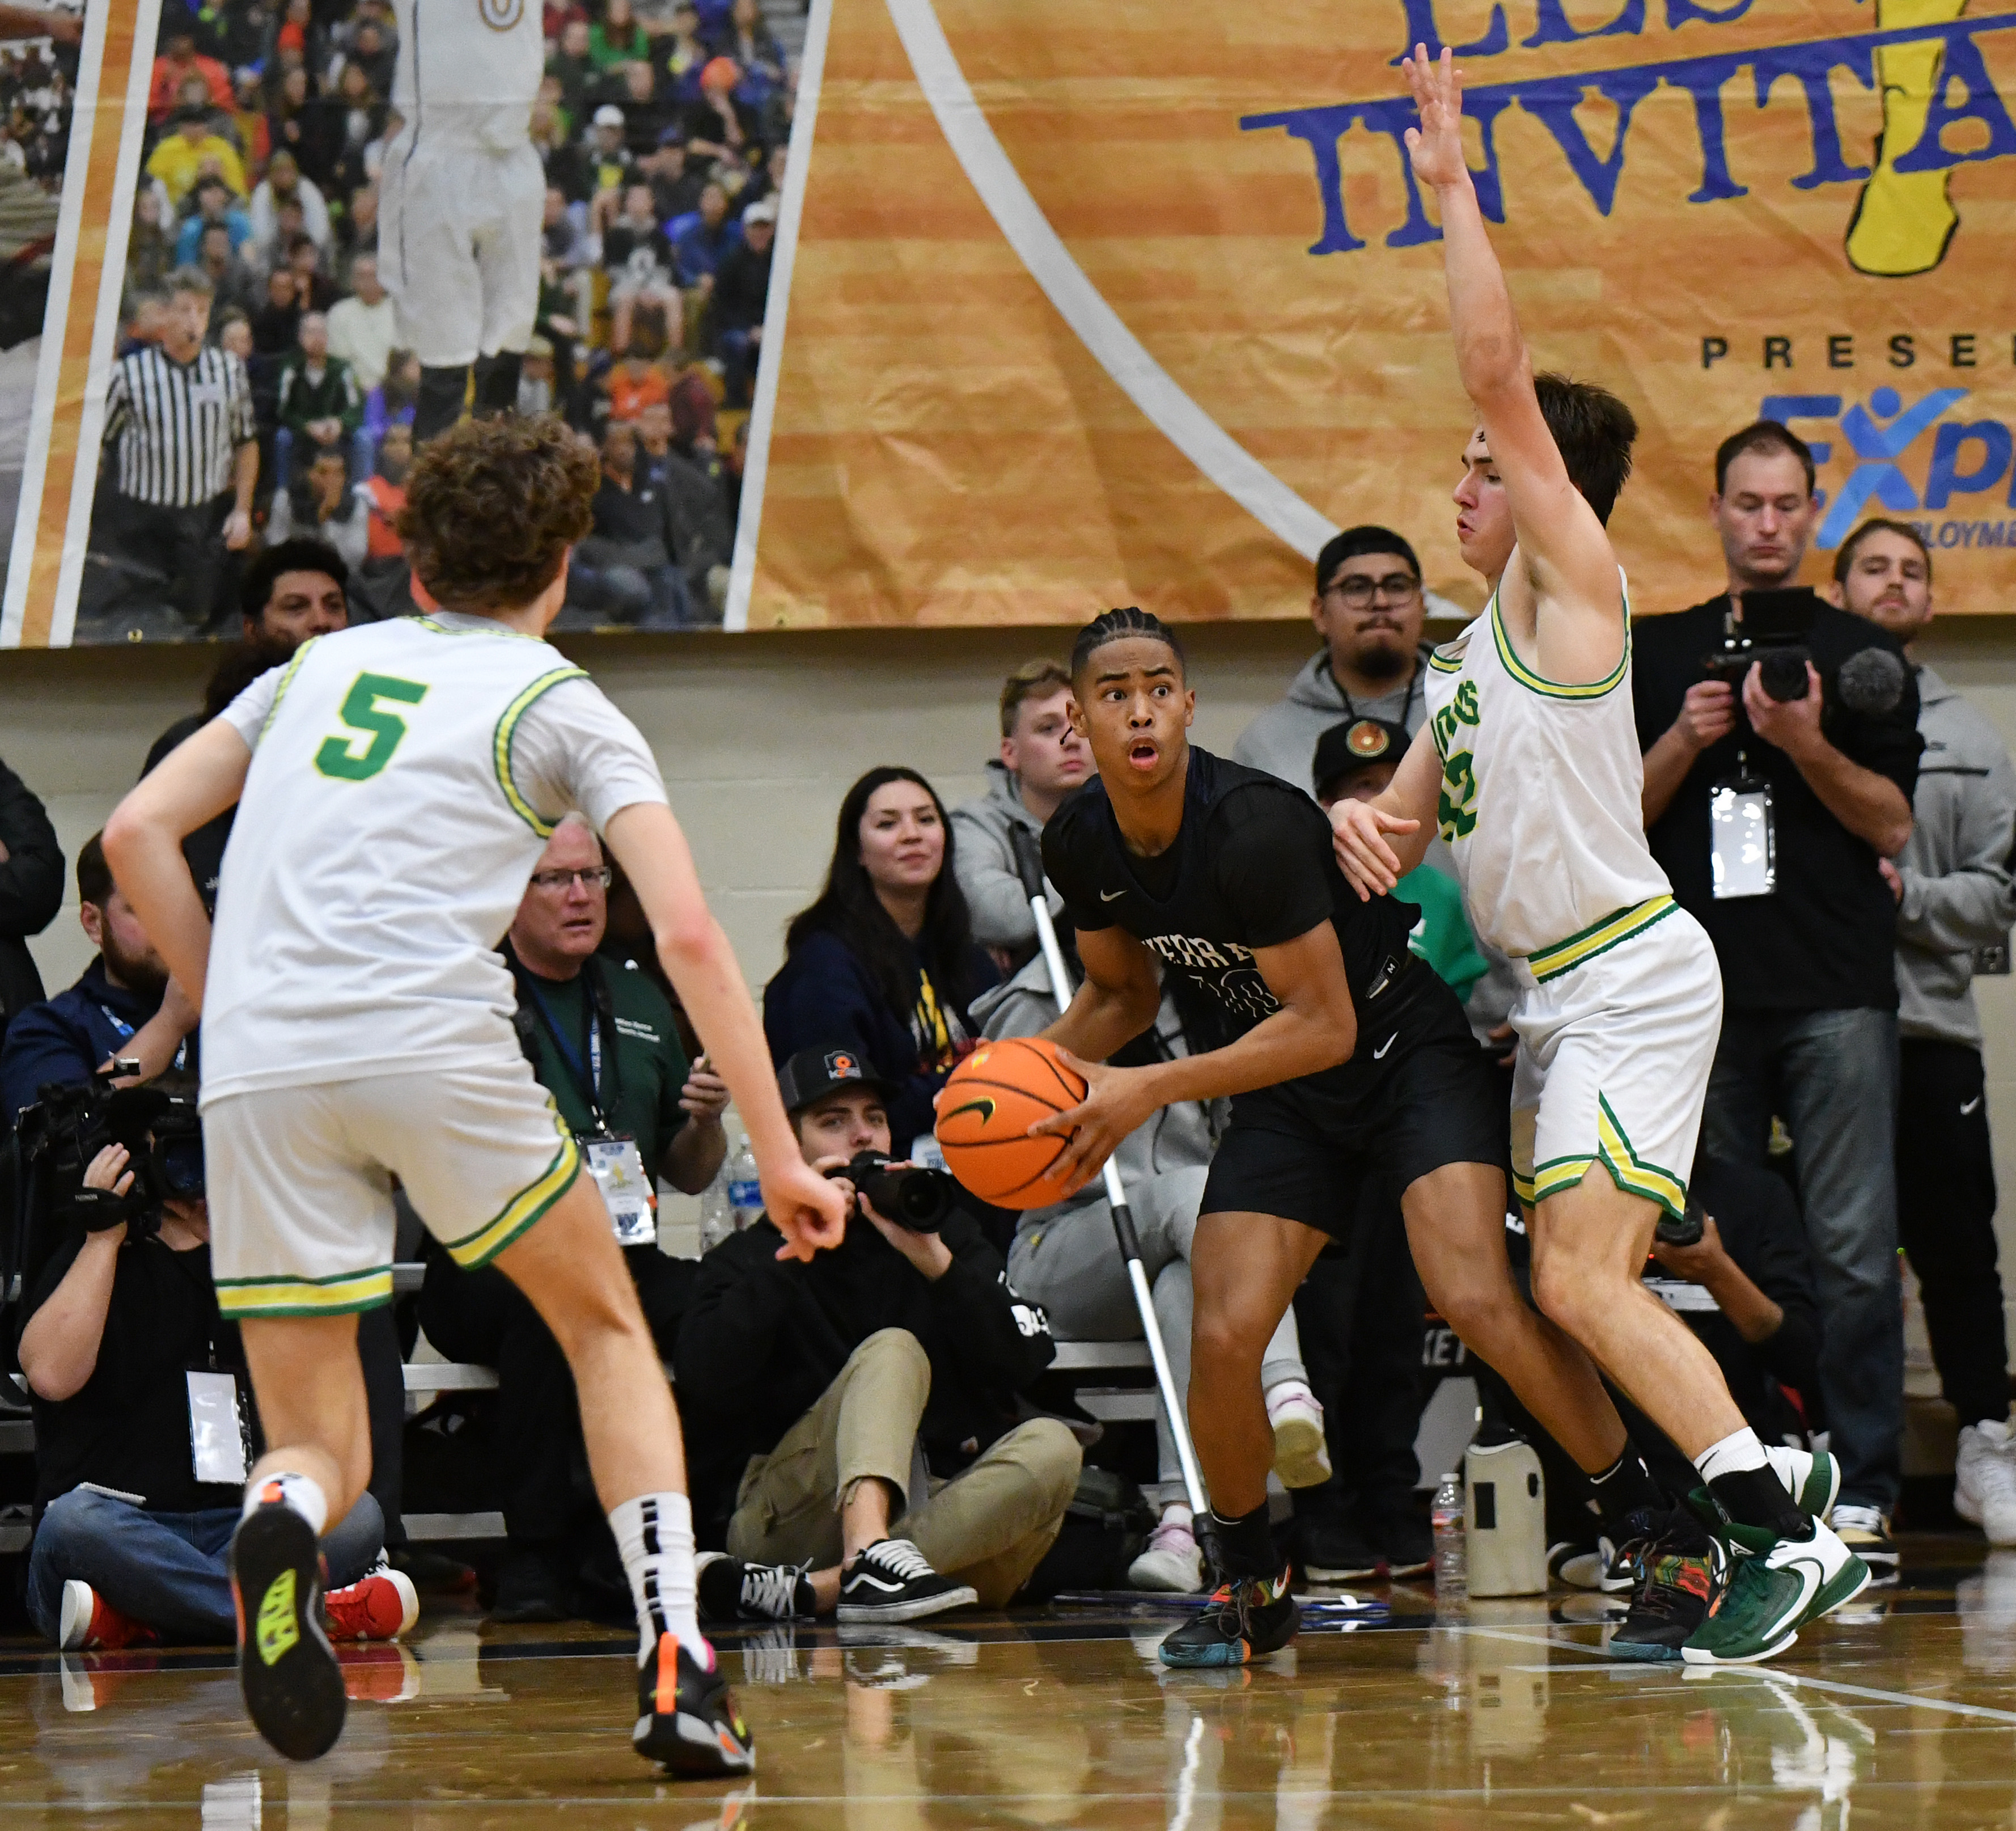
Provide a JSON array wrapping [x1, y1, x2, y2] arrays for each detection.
[[230, 1500, 346, 1761], [1158, 1564, 1299, 1668], [634, 1631, 755, 1778]]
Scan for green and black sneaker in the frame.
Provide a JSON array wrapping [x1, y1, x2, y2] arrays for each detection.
[[1158, 1564, 1298, 1668], [1682, 1514, 1869, 1667]]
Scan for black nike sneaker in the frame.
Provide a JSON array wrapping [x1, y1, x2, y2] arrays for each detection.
[[696, 1553, 816, 1624], [634, 1631, 755, 1778], [1158, 1564, 1299, 1668], [1609, 1513, 1721, 1664], [230, 1500, 346, 1761]]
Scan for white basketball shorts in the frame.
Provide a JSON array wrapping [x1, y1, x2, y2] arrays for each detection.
[[1506, 896, 1722, 1222], [378, 132, 544, 369], [204, 1056, 581, 1317]]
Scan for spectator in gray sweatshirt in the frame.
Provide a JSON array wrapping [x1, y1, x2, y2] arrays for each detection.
[[949, 660, 1092, 970], [1231, 526, 1463, 792], [1843, 517, 2016, 1546]]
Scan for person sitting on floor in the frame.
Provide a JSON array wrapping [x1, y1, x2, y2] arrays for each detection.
[[675, 1046, 1079, 1624]]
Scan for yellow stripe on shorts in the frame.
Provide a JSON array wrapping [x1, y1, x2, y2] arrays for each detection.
[[1530, 1156, 1595, 1206], [1525, 895, 1676, 985], [1595, 1096, 1687, 1221], [443, 1134, 583, 1268], [215, 1266, 394, 1317]]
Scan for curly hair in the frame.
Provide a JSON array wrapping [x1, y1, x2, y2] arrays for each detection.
[[397, 416, 600, 611]]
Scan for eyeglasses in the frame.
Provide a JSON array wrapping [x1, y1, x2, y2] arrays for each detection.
[[530, 866, 613, 891], [1322, 573, 1420, 607]]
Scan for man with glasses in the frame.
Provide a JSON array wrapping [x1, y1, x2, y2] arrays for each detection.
[[1236, 527, 1459, 792], [418, 813, 731, 1622]]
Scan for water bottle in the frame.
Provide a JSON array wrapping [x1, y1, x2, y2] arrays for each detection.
[[727, 1137, 763, 1232], [1431, 1471, 1467, 1604], [697, 1165, 734, 1254]]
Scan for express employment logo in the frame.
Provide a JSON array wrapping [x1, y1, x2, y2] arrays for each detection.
[[1763, 389, 2016, 552]]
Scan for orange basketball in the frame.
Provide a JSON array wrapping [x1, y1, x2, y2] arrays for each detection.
[[936, 1038, 1088, 1209]]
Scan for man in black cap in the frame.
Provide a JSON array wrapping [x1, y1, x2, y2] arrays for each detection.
[[675, 1045, 1080, 1626]]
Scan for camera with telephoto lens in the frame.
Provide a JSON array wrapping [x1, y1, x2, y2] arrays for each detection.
[[1700, 587, 1818, 704], [825, 1151, 954, 1233], [16, 1069, 205, 1249]]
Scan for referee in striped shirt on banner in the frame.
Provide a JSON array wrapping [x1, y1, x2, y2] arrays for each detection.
[[82, 268, 257, 634]]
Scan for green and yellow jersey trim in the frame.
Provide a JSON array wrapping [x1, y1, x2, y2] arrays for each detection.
[[1489, 592, 1630, 701], [493, 666, 591, 836], [258, 638, 319, 742], [1524, 896, 1676, 984], [1428, 645, 1466, 675], [441, 1129, 582, 1268], [1523, 1098, 1687, 1223], [215, 1264, 393, 1318]]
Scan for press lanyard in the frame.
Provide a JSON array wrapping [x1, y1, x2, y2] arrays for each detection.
[[520, 970, 611, 1132]]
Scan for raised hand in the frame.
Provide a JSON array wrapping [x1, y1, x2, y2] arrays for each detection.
[[1401, 43, 1469, 193]]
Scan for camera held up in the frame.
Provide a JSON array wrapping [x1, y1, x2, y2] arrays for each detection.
[[825, 1151, 954, 1233]]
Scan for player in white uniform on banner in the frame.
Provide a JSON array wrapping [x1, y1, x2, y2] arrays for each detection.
[[104, 418, 848, 1769], [379, 0, 546, 441], [1328, 48, 1866, 1667]]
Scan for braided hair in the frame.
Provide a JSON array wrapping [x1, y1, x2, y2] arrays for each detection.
[[1069, 606, 1186, 680]]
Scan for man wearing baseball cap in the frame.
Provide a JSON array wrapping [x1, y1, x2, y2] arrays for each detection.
[[674, 1047, 1081, 1626]]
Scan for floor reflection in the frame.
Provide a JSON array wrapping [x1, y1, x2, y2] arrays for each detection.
[[0, 1540, 2008, 1828]]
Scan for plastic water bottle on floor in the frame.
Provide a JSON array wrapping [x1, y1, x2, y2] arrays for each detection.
[[727, 1137, 764, 1232], [698, 1165, 734, 1254], [1431, 1472, 1467, 1604]]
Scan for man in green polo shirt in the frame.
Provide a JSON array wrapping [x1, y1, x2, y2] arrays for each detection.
[[419, 813, 730, 1621]]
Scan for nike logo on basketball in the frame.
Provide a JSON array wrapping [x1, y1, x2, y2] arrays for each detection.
[[1100, 889, 1126, 902], [1373, 1034, 1397, 1060], [1962, 1096, 1982, 1115]]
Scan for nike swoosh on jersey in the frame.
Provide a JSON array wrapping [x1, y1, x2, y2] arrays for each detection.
[[1100, 889, 1126, 902], [1373, 1034, 1397, 1060], [1962, 1096, 1983, 1115]]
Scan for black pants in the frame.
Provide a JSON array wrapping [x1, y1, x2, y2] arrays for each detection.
[[1896, 1038, 2010, 1428], [417, 1243, 694, 1543], [1291, 1186, 1427, 1524], [81, 492, 236, 628]]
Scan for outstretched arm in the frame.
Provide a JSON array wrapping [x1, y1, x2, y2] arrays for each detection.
[[1405, 47, 1621, 671]]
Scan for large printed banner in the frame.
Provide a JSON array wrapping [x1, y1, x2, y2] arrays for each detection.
[[734, 0, 2016, 628]]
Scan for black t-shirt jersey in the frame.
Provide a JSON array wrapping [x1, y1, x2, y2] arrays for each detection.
[[1043, 746, 1418, 1137], [27, 1233, 252, 1516], [1632, 595, 1922, 1013]]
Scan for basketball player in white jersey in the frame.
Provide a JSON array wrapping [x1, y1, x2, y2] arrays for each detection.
[[104, 417, 848, 1766], [379, 0, 545, 442], [1328, 49, 1866, 1665]]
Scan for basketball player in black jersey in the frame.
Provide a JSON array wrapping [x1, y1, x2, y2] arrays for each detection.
[[1034, 607, 1516, 1665]]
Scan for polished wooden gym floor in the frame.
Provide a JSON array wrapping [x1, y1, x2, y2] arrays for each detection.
[[5, 1539, 2014, 1828]]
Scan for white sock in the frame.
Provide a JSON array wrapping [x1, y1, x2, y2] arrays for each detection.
[[1694, 1427, 1769, 1486], [1265, 1378, 1317, 1410], [609, 1491, 705, 1669], [242, 1470, 329, 1538]]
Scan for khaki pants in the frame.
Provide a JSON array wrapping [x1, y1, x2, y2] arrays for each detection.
[[725, 1329, 1081, 1608]]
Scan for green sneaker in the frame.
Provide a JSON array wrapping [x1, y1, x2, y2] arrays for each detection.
[[1681, 1518, 1870, 1667], [1765, 1445, 1840, 1520]]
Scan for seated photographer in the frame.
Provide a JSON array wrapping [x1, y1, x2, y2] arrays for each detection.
[[973, 946, 1327, 1594], [949, 661, 1092, 971], [418, 814, 728, 1622], [2, 834, 196, 1119], [1633, 420, 1922, 1577], [675, 1046, 1078, 1625], [19, 1106, 410, 1651]]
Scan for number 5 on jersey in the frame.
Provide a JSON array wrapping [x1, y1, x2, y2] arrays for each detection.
[[315, 673, 429, 781]]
